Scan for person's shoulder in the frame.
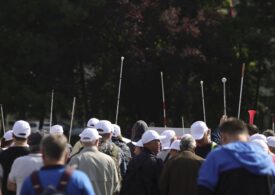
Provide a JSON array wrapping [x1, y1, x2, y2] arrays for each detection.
[[70, 169, 92, 185], [12, 155, 28, 165]]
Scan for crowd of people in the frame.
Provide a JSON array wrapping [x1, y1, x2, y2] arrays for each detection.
[[0, 116, 275, 195]]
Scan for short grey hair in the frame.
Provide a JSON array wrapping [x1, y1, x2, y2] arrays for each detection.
[[180, 134, 196, 151]]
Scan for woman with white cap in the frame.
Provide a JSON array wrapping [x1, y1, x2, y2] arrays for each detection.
[[157, 130, 176, 162]]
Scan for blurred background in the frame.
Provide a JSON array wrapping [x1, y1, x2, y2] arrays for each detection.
[[0, 0, 274, 136]]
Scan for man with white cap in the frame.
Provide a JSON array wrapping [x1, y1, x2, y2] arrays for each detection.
[[1, 130, 14, 150], [120, 130, 165, 195], [157, 130, 176, 162], [0, 120, 30, 195], [49, 125, 64, 135], [112, 124, 131, 170], [160, 134, 204, 195], [190, 121, 217, 158], [169, 140, 181, 159], [69, 128, 120, 195], [96, 120, 124, 178], [7, 131, 44, 195], [71, 118, 99, 156], [267, 136, 275, 154]]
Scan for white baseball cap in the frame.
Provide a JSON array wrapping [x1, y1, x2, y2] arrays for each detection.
[[12, 120, 31, 138], [190, 121, 209, 140], [169, 140, 181, 151], [250, 139, 269, 153], [95, 120, 114, 134], [50, 125, 64, 135], [87, 118, 99, 127], [267, 136, 275, 147], [3, 130, 13, 141], [141, 130, 166, 144], [112, 124, 121, 137], [249, 133, 267, 143], [132, 139, 143, 147], [80, 128, 102, 142], [160, 130, 176, 149]]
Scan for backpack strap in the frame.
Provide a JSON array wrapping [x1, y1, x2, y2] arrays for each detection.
[[30, 171, 43, 194], [56, 167, 74, 192]]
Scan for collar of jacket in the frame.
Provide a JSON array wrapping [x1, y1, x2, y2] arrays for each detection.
[[81, 146, 98, 152]]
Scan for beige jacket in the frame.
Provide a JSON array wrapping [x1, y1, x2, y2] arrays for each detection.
[[69, 146, 120, 195]]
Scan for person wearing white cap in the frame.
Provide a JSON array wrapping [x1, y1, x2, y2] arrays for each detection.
[[267, 136, 275, 163], [87, 118, 99, 128], [249, 133, 267, 143], [71, 117, 100, 157], [120, 130, 165, 195], [69, 128, 120, 195], [96, 120, 124, 178], [132, 139, 143, 156], [0, 120, 30, 195], [7, 132, 44, 195], [190, 121, 217, 158], [49, 125, 64, 135], [1, 130, 14, 150], [160, 134, 204, 195], [267, 136, 275, 154], [157, 130, 176, 163], [112, 124, 131, 169], [169, 140, 181, 159]]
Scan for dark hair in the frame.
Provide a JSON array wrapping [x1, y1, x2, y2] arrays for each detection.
[[41, 134, 67, 160], [263, 129, 275, 137], [28, 131, 43, 153], [1, 139, 13, 148], [246, 124, 259, 136], [220, 117, 248, 135]]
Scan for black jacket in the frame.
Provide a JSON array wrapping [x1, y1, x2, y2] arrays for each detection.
[[120, 148, 163, 195]]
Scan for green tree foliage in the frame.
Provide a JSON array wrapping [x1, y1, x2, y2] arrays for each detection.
[[0, 0, 274, 132]]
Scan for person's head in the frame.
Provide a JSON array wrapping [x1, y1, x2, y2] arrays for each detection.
[[190, 121, 211, 147], [12, 120, 31, 144], [28, 131, 43, 153], [41, 134, 68, 166], [141, 130, 165, 155], [131, 120, 148, 142], [180, 134, 196, 152], [95, 120, 113, 141], [250, 139, 269, 153], [263, 129, 275, 137], [267, 136, 275, 154], [80, 128, 102, 147], [249, 133, 267, 143], [169, 140, 181, 158], [160, 130, 176, 150], [133, 139, 143, 156], [50, 125, 64, 135], [219, 117, 248, 145], [1, 130, 14, 148], [87, 118, 99, 128], [247, 124, 259, 136], [112, 124, 121, 139]]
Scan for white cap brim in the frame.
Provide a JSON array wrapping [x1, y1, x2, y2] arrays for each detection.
[[191, 133, 204, 140]]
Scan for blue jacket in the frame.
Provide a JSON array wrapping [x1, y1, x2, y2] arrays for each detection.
[[20, 165, 95, 195], [198, 142, 275, 195]]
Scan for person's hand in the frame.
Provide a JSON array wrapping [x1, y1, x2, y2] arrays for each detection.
[[219, 115, 228, 126]]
